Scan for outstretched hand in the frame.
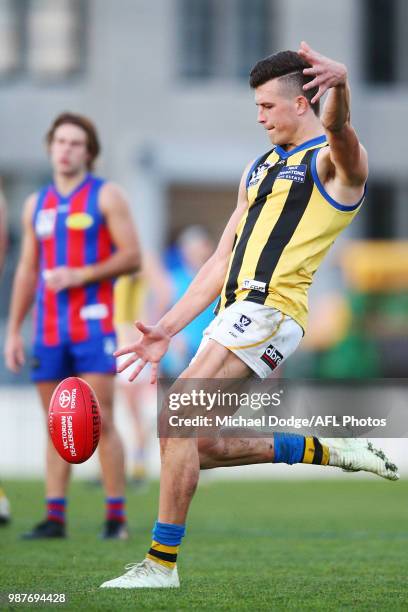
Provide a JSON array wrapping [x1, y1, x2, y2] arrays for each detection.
[[298, 41, 347, 104], [114, 321, 171, 384]]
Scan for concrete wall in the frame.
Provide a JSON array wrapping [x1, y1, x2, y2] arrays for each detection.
[[1, 0, 407, 249]]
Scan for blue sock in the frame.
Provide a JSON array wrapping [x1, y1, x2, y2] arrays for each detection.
[[106, 497, 126, 523], [47, 497, 66, 523], [147, 521, 186, 568], [273, 433, 329, 465]]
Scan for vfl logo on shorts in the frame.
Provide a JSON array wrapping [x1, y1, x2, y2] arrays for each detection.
[[233, 315, 252, 334], [276, 164, 307, 183], [248, 162, 272, 187], [260, 344, 284, 371]]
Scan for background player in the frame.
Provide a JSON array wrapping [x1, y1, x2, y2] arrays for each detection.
[[101, 43, 398, 588], [4, 113, 141, 539], [0, 181, 11, 526]]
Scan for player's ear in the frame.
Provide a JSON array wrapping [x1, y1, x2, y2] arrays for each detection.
[[295, 95, 309, 116]]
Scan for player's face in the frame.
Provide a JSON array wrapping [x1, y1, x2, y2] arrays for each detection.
[[49, 124, 90, 176], [255, 79, 300, 145]]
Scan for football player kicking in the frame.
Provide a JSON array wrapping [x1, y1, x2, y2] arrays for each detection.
[[101, 43, 399, 588]]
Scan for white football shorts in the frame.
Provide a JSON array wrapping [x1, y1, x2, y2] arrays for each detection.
[[192, 301, 303, 378]]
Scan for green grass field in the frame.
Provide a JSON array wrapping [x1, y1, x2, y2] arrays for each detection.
[[0, 478, 407, 610]]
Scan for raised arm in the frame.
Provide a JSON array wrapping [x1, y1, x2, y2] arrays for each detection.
[[44, 183, 141, 292], [115, 163, 252, 383], [5, 194, 39, 371], [298, 41, 368, 201]]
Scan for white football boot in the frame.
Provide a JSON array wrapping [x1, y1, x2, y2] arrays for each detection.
[[320, 438, 399, 481], [100, 558, 180, 589]]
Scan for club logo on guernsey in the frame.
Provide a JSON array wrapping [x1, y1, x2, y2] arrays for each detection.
[[276, 164, 307, 183], [248, 162, 273, 187], [65, 212, 94, 230], [35, 209, 56, 238], [260, 344, 284, 371]]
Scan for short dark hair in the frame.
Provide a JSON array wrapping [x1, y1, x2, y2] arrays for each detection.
[[249, 50, 320, 116], [46, 112, 101, 170]]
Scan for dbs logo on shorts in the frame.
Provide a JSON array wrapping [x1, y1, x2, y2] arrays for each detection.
[[260, 344, 283, 370]]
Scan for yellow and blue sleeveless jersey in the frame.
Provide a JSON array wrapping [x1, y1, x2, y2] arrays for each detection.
[[219, 135, 365, 330]]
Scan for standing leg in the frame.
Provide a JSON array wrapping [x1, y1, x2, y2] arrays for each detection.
[[101, 340, 252, 588], [80, 373, 127, 539], [22, 381, 69, 539], [120, 380, 148, 485]]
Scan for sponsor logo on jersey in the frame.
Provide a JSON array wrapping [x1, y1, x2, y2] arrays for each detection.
[[80, 303, 109, 320], [242, 279, 266, 293], [276, 164, 307, 183], [66, 212, 94, 230], [233, 314, 253, 334], [260, 344, 284, 370], [248, 162, 273, 187], [35, 209, 56, 238]]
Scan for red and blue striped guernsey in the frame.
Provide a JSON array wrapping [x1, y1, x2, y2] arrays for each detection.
[[32, 174, 115, 346]]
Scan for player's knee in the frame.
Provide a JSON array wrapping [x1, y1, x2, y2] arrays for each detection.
[[99, 406, 114, 436], [197, 437, 220, 463], [159, 436, 186, 456]]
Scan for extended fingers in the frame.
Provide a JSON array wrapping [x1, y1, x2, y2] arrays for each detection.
[[116, 353, 138, 373], [303, 75, 322, 91], [128, 359, 147, 382], [150, 362, 158, 385], [114, 342, 139, 358], [298, 41, 321, 62], [302, 63, 326, 77], [134, 320, 151, 334], [311, 85, 327, 105]]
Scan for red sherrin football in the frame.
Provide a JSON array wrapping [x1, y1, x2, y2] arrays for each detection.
[[48, 377, 101, 464]]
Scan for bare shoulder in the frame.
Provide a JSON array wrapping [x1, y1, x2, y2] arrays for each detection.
[[237, 159, 255, 205], [99, 181, 130, 213], [317, 141, 368, 184], [22, 193, 39, 224], [315, 144, 367, 206]]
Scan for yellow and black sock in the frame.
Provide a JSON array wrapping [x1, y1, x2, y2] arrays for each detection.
[[147, 540, 180, 569], [273, 432, 329, 465], [146, 521, 186, 569], [302, 436, 329, 465]]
